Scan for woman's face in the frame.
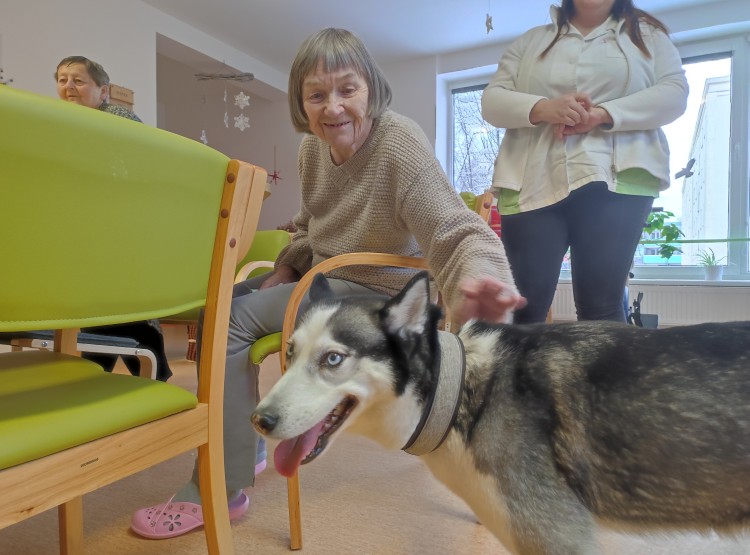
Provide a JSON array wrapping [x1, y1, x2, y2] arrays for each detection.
[[302, 62, 373, 165], [56, 63, 107, 109]]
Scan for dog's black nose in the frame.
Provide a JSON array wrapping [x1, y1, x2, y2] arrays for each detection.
[[251, 411, 278, 434]]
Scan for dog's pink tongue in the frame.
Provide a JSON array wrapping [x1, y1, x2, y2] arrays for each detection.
[[274, 420, 326, 477]]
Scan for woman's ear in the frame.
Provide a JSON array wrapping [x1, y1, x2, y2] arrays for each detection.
[[100, 84, 110, 103]]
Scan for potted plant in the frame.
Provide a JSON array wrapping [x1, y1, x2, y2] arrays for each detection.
[[696, 247, 726, 280], [644, 210, 684, 263]]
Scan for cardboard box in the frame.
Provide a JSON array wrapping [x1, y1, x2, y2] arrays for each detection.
[[109, 83, 134, 108]]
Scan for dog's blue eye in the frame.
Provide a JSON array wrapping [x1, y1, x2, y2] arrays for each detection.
[[325, 352, 344, 366]]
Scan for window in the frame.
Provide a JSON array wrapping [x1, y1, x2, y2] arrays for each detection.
[[451, 84, 503, 195], [443, 33, 750, 281]]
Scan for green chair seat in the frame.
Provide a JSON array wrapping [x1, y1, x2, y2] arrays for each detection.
[[250, 332, 283, 365], [0, 350, 197, 471]]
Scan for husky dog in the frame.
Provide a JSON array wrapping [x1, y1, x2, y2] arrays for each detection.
[[252, 272, 750, 555]]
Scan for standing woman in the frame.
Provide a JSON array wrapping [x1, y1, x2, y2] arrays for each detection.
[[482, 0, 688, 323]]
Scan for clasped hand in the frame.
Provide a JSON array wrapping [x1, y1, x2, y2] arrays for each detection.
[[531, 93, 610, 140]]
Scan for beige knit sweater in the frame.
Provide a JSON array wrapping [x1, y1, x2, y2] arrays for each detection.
[[276, 110, 516, 313]]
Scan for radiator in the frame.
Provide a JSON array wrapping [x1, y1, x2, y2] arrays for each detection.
[[551, 282, 750, 326]]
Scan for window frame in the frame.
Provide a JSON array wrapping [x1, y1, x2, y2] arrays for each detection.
[[439, 32, 750, 282]]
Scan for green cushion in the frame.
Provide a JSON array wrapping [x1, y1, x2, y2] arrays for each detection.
[[250, 332, 283, 365], [0, 350, 198, 470]]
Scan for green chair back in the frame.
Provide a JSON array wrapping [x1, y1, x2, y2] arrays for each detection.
[[0, 86, 230, 331]]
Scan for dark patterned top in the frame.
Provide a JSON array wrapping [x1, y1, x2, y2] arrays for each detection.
[[99, 102, 142, 123]]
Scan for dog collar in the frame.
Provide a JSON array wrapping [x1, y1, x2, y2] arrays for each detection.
[[402, 331, 465, 456]]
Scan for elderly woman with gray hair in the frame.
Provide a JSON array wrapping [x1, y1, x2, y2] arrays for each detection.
[[131, 27, 523, 539], [55, 56, 141, 121]]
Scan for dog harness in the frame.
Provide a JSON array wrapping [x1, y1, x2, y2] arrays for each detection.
[[402, 331, 465, 456]]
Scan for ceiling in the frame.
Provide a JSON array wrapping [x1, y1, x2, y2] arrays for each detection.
[[144, 0, 724, 76]]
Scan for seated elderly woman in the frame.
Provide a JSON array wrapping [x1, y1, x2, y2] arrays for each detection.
[[54, 56, 174, 381], [55, 56, 141, 121], [131, 27, 524, 539]]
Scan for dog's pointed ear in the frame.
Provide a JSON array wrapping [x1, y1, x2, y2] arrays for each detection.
[[382, 271, 431, 335], [309, 273, 334, 302]]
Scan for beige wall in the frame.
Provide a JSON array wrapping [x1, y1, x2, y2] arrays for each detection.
[[0, 0, 287, 126], [156, 54, 302, 230]]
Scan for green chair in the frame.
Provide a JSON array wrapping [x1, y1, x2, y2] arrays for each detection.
[[166, 229, 291, 361], [0, 85, 267, 554], [234, 229, 292, 283]]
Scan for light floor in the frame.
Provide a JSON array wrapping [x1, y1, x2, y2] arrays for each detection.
[[1, 326, 748, 554]]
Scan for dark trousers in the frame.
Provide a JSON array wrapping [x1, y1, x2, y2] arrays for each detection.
[[82, 320, 173, 381], [501, 182, 653, 324]]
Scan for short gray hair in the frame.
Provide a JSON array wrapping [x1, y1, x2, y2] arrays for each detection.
[[288, 28, 392, 133], [54, 56, 110, 87]]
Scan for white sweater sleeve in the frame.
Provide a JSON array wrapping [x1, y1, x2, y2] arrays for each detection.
[[599, 30, 689, 132], [481, 31, 547, 130]]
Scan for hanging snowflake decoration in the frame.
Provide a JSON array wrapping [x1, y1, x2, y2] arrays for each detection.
[[234, 113, 250, 132], [224, 112, 229, 128], [234, 91, 250, 110], [199, 130, 208, 145]]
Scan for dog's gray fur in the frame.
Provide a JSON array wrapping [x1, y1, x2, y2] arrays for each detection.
[[253, 272, 750, 555]]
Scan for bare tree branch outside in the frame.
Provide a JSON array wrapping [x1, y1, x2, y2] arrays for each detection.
[[452, 84, 504, 195]]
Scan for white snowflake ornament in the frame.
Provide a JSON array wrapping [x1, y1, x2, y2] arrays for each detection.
[[234, 91, 250, 110], [224, 112, 229, 128], [200, 130, 208, 144], [234, 113, 250, 131]]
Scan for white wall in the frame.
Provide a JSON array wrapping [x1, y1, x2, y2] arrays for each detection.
[[156, 55, 302, 230], [0, 0, 287, 126]]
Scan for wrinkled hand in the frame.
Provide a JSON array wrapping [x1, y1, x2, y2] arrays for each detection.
[[453, 276, 527, 325], [531, 93, 593, 127], [259, 265, 300, 290]]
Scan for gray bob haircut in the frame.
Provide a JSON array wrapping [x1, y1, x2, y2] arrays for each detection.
[[288, 28, 392, 133], [54, 56, 110, 87]]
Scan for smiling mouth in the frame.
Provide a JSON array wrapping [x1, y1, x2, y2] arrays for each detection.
[[325, 121, 350, 128]]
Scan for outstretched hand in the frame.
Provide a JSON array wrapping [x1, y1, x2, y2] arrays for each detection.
[[453, 276, 526, 325]]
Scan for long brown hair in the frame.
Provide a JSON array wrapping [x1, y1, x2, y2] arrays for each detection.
[[540, 0, 669, 59]]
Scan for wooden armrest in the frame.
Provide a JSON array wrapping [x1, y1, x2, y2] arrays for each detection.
[[234, 261, 275, 284], [279, 253, 430, 371]]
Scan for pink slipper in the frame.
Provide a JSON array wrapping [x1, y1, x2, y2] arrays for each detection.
[[130, 491, 250, 539]]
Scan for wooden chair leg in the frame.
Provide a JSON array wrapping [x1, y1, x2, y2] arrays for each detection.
[[58, 496, 84, 555], [136, 353, 156, 380], [197, 443, 235, 555], [186, 324, 198, 361], [287, 472, 302, 550]]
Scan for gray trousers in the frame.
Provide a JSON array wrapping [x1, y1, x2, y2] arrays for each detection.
[[193, 273, 377, 491]]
